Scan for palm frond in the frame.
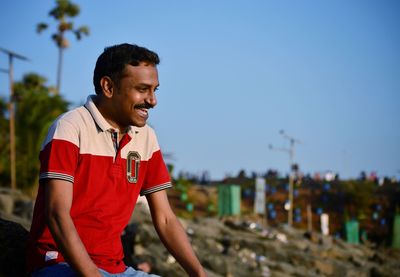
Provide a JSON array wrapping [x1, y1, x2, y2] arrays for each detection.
[[36, 23, 48, 33]]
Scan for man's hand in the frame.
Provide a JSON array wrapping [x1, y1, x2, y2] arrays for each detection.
[[45, 179, 102, 277], [146, 190, 207, 277]]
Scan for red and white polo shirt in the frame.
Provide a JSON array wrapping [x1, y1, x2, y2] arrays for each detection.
[[27, 95, 171, 273]]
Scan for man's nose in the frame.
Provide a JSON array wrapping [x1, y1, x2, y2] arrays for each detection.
[[146, 90, 157, 107]]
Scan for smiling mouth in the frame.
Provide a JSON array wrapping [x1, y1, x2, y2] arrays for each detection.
[[136, 108, 148, 118]]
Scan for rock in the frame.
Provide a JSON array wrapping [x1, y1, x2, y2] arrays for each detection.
[[349, 254, 367, 267], [125, 204, 400, 277], [276, 261, 298, 275], [345, 268, 369, 277], [320, 235, 333, 249], [2, 189, 400, 277], [0, 218, 29, 277], [326, 244, 352, 261], [292, 239, 309, 251], [0, 210, 31, 231], [13, 199, 34, 220], [0, 193, 14, 214], [304, 230, 322, 244], [315, 259, 334, 276], [202, 254, 228, 275]]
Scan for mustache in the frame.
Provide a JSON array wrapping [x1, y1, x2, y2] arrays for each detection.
[[134, 103, 154, 109]]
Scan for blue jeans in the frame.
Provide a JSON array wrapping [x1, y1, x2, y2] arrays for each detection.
[[31, 263, 161, 277]]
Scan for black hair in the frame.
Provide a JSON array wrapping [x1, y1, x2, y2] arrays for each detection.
[[93, 43, 160, 94]]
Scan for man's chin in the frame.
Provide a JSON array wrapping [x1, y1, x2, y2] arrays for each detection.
[[131, 120, 147, 128]]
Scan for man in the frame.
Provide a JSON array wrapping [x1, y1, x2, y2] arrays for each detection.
[[27, 43, 206, 277]]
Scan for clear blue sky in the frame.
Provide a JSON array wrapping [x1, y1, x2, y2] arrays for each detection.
[[1, 0, 399, 180]]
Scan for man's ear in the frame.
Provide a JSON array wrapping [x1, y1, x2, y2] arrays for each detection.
[[100, 76, 114, 98]]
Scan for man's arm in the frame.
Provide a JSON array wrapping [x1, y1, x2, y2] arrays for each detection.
[[146, 190, 207, 277], [45, 179, 102, 277]]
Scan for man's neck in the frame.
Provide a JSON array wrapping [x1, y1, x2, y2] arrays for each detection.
[[93, 95, 122, 131]]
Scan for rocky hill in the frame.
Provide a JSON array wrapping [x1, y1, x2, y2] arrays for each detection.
[[128, 202, 400, 277], [1, 188, 400, 277]]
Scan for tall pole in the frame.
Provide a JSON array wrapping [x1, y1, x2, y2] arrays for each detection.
[[307, 204, 313, 232], [280, 131, 301, 227], [288, 138, 294, 226], [8, 54, 16, 190], [269, 130, 301, 227], [0, 47, 29, 190], [56, 41, 63, 94]]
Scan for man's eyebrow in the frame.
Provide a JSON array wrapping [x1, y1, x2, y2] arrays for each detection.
[[136, 83, 160, 88]]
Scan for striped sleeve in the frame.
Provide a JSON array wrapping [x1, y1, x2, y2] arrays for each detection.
[[139, 127, 172, 195], [39, 119, 79, 184], [140, 150, 172, 196]]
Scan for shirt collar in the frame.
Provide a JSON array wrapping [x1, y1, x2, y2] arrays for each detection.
[[84, 95, 135, 135]]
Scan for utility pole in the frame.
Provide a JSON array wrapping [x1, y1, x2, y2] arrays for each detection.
[[269, 129, 301, 226], [0, 47, 29, 190]]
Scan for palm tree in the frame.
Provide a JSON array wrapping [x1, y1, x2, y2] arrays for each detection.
[[13, 73, 69, 189], [37, 0, 89, 94]]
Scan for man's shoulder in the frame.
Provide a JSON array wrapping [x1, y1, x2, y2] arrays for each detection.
[[134, 124, 157, 139], [60, 105, 87, 120], [56, 105, 90, 128]]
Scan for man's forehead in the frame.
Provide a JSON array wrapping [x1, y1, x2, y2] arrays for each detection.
[[120, 63, 158, 77], [126, 62, 156, 70], [117, 64, 159, 87]]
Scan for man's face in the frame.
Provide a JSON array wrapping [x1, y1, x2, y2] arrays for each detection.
[[111, 63, 159, 129]]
